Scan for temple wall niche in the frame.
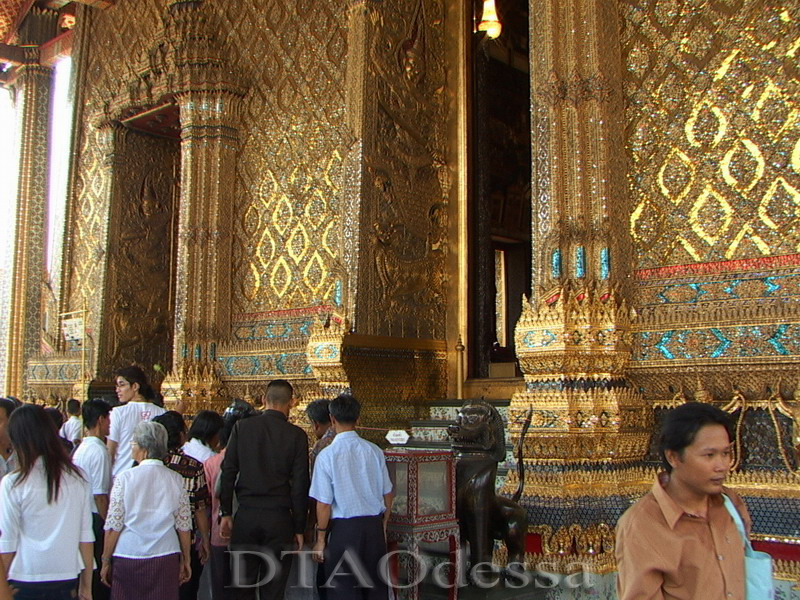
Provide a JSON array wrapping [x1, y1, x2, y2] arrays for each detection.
[[98, 131, 179, 379]]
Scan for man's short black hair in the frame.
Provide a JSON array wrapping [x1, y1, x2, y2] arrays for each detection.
[[220, 399, 256, 448], [0, 398, 16, 420], [188, 410, 224, 446], [152, 411, 186, 451], [66, 398, 81, 415], [305, 399, 331, 425], [82, 398, 111, 429], [659, 401, 734, 473], [329, 394, 360, 425], [266, 379, 293, 406]]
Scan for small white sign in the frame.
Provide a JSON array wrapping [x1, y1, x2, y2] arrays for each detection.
[[62, 318, 84, 342], [385, 430, 410, 445]]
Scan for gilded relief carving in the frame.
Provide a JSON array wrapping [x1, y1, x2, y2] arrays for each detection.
[[100, 132, 178, 378], [359, 0, 449, 339]]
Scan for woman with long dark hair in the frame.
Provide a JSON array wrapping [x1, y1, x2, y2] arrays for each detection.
[[0, 404, 94, 600], [107, 366, 166, 478]]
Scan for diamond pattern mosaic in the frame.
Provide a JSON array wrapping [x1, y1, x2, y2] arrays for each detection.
[[623, 0, 800, 268], [0, 0, 25, 43], [223, 0, 348, 314]]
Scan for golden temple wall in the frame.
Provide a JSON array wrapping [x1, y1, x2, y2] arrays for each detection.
[[54, 0, 450, 417], [625, 0, 800, 267], [621, 0, 800, 402]]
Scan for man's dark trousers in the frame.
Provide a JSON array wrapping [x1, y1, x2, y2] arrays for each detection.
[[230, 506, 295, 600], [322, 516, 388, 600]]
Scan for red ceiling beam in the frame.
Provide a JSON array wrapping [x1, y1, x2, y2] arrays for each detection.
[[39, 29, 72, 66]]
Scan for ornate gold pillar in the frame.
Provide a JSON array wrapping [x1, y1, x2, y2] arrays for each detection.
[[306, 0, 451, 429], [156, 0, 244, 412], [172, 90, 241, 364], [5, 63, 52, 399], [507, 0, 651, 557]]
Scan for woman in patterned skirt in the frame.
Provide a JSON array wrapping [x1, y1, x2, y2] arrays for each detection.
[[100, 421, 192, 600]]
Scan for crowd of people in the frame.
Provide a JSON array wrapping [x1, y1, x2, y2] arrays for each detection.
[[0, 366, 394, 600], [0, 366, 767, 600]]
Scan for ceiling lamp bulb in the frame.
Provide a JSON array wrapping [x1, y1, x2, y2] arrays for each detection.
[[477, 0, 502, 39]]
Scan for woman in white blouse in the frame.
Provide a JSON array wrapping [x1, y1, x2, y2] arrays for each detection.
[[100, 421, 192, 600], [0, 404, 94, 600]]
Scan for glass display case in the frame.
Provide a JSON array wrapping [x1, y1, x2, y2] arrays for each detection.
[[384, 448, 460, 600], [386, 448, 455, 525]]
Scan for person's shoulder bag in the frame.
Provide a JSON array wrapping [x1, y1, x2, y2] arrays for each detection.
[[722, 493, 774, 600]]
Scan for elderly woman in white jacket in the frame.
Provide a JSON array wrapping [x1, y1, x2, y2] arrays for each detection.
[[100, 421, 192, 600]]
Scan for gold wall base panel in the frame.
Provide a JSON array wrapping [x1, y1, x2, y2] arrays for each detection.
[[502, 466, 652, 500]]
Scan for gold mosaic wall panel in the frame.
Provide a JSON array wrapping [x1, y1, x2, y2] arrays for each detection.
[[223, 0, 349, 315], [623, 0, 800, 268]]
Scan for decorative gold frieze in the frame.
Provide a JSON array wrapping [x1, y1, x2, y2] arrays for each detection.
[[161, 359, 224, 415], [514, 284, 633, 380]]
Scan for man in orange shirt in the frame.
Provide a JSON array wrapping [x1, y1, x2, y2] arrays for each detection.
[[616, 402, 752, 600]]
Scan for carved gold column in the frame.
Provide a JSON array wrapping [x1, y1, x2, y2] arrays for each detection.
[[507, 0, 651, 557], [150, 0, 245, 413], [172, 90, 241, 363], [5, 64, 52, 399]]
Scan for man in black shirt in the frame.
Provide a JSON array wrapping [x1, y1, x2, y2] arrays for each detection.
[[219, 379, 310, 600]]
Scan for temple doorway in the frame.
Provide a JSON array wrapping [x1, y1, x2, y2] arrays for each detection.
[[99, 102, 181, 380], [469, 0, 532, 379]]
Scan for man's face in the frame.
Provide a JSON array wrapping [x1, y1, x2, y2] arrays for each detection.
[[116, 377, 138, 403], [667, 423, 732, 498], [98, 414, 111, 438], [308, 420, 327, 440]]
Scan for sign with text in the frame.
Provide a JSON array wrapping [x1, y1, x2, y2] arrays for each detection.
[[62, 318, 84, 343], [385, 430, 410, 445]]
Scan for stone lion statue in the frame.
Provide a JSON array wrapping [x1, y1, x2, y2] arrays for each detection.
[[447, 401, 529, 575]]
